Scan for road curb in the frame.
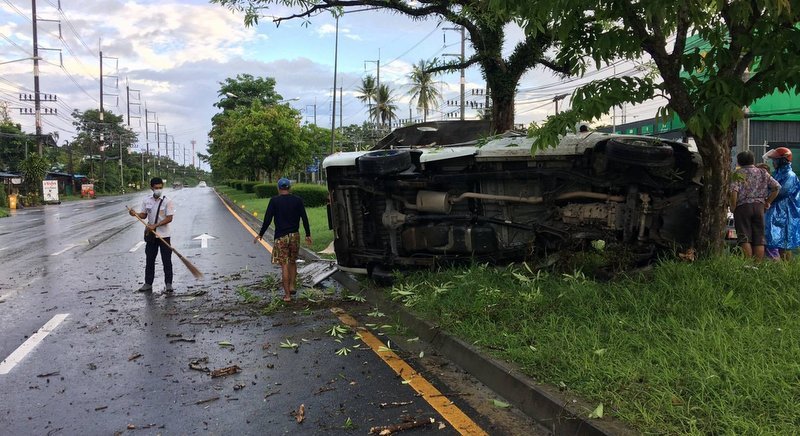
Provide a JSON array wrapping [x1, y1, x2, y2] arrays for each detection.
[[217, 189, 637, 436]]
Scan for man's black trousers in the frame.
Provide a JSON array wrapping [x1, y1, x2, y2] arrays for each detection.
[[145, 237, 173, 285]]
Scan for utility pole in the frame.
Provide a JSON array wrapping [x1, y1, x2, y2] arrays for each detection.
[[330, 15, 339, 155], [339, 87, 343, 133], [553, 93, 568, 114], [31, 0, 43, 154], [443, 26, 466, 120], [191, 139, 196, 169]]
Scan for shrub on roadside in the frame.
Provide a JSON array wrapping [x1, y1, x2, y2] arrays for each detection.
[[292, 184, 328, 207], [253, 183, 327, 206], [254, 184, 278, 199], [242, 181, 259, 193]]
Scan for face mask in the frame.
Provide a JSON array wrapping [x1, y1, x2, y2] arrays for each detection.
[[153, 189, 163, 198]]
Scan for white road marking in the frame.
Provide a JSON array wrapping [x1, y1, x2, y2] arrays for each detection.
[[0, 247, 9, 251], [50, 244, 77, 256], [129, 241, 145, 252], [0, 313, 69, 375], [193, 233, 217, 248]]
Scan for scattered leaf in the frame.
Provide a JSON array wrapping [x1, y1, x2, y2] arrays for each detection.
[[588, 403, 604, 419], [492, 399, 511, 408]]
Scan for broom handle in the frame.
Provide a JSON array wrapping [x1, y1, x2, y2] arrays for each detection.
[[126, 206, 176, 251]]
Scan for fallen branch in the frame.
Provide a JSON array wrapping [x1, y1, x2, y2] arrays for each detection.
[[193, 396, 220, 405], [210, 365, 241, 378], [369, 418, 435, 435], [128, 353, 142, 362], [379, 401, 413, 409]]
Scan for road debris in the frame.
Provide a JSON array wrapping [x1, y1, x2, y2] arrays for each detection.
[[210, 365, 241, 378], [189, 357, 210, 373], [290, 404, 305, 423], [233, 383, 246, 391], [94, 406, 107, 411], [193, 396, 220, 405], [36, 372, 59, 378], [379, 401, 414, 409], [369, 418, 435, 435], [127, 353, 142, 361], [170, 338, 196, 344]]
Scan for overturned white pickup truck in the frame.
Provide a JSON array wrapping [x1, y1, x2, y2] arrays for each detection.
[[323, 121, 702, 276]]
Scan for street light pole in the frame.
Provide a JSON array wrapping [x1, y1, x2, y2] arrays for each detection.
[[330, 15, 339, 155]]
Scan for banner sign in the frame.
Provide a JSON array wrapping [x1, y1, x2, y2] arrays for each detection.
[[43, 180, 59, 202]]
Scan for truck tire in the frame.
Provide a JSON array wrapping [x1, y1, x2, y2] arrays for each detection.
[[357, 150, 412, 176]]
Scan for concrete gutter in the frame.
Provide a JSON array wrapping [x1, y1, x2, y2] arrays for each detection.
[[217, 189, 638, 436]]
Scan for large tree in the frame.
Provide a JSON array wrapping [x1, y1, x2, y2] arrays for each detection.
[[355, 74, 378, 124], [407, 59, 443, 122], [501, 0, 800, 252], [71, 109, 137, 191], [211, 0, 571, 133], [210, 98, 305, 181], [370, 84, 399, 130]]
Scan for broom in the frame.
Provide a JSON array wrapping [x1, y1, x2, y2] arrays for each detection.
[[126, 206, 203, 279]]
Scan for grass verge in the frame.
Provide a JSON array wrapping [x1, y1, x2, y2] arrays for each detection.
[[0, 208, 8, 218], [387, 255, 800, 434], [215, 185, 333, 254]]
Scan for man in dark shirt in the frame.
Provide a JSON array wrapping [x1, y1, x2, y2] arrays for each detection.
[[254, 178, 312, 301]]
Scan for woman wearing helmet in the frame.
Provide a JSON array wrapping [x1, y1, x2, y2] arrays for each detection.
[[763, 147, 800, 259]]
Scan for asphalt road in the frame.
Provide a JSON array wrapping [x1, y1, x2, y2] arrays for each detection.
[[0, 187, 544, 435]]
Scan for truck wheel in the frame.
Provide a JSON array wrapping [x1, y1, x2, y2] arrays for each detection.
[[605, 138, 675, 167], [357, 150, 412, 176]]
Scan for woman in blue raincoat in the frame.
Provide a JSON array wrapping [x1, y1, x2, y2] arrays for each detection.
[[764, 147, 800, 259]]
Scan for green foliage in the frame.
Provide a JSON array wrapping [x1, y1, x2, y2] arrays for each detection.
[[393, 255, 800, 433], [19, 153, 50, 203], [291, 184, 328, 207], [253, 183, 277, 198], [0, 121, 27, 172], [241, 181, 259, 193]]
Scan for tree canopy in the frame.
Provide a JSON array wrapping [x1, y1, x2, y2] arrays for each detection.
[[497, 0, 800, 251], [208, 75, 310, 181], [211, 0, 571, 133]]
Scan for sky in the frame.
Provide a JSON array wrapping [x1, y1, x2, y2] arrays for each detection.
[[0, 0, 662, 172]]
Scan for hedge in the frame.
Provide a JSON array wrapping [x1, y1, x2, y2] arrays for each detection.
[[241, 181, 259, 193], [254, 184, 278, 199], [254, 183, 328, 207]]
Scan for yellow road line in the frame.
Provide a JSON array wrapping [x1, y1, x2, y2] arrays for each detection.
[[214, 190, 272, 253], [217, 189, 486, 435], [335, 310, 488, 436]]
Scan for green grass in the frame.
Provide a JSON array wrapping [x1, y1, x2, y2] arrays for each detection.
[[0, 208, 8, 218], [388, 256, 800, 434], [216, 185, 333, 254]]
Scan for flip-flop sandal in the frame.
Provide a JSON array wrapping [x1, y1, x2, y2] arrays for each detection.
[[282, 296, 292, 302]]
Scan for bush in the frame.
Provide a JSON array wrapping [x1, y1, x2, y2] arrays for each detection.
[[254, 184, 278, 199], [242, 181, 259, 193], [292, 184, 328, 207], [231, 180, 244, 190], [252, 183, 327, 207]]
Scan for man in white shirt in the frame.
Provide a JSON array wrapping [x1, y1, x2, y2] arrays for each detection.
[[129, 177, 176, 292]]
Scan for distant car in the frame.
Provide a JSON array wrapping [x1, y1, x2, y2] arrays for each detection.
[[197, 181, 207, 188], [323, 121, 703, 276]]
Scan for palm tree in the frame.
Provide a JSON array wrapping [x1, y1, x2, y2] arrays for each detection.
[[369, 84, 398, 130], [407, 59, 442, 122], [356, 75, 378, 124]]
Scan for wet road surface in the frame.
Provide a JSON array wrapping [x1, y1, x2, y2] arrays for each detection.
[[0, 187, 544, 435]]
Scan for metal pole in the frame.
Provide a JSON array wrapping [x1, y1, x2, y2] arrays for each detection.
[[330, 16, 339, 155], [31, 0, 43, 155], [459, 26, 465, 121]]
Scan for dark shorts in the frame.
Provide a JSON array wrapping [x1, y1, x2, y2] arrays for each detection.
[[733, 202, 765, 245], [272, 233, 300, 265]]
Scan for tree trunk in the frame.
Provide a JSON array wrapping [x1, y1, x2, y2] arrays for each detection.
[[695, 129, 734, 253], [489, 88, 515, 133]]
